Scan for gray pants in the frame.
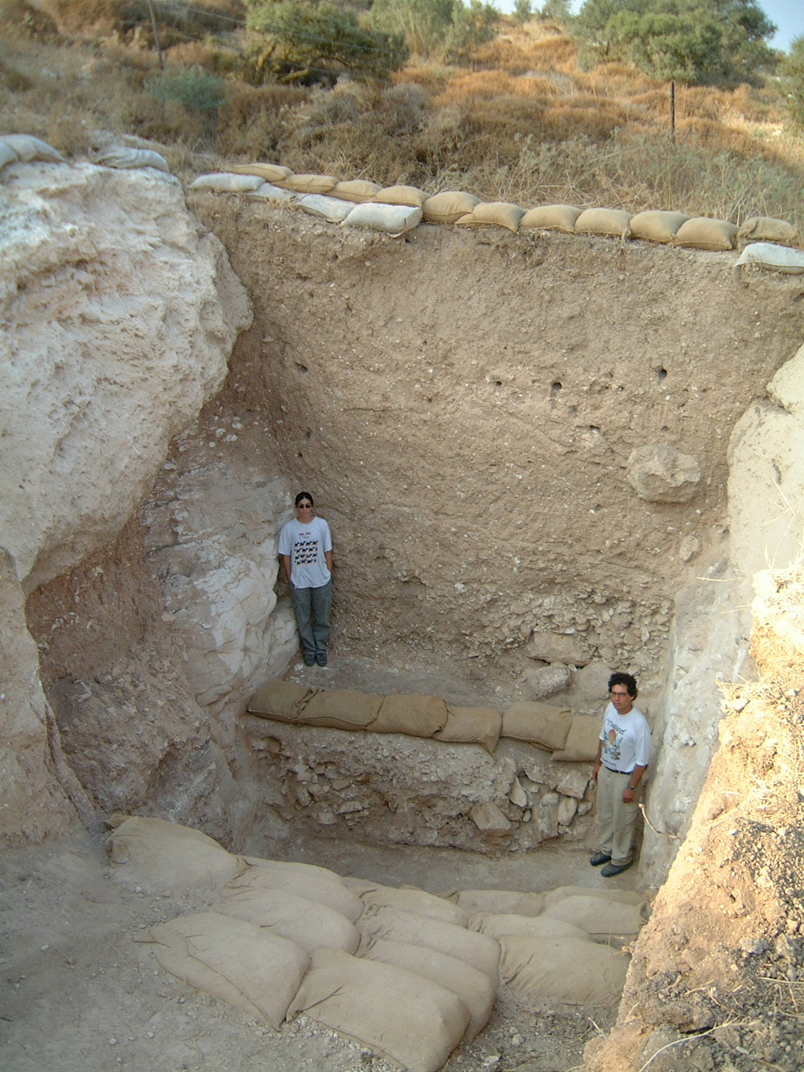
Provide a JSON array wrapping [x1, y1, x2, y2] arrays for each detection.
[[597, 765, 639, 866], [291, 580, 332, 660]]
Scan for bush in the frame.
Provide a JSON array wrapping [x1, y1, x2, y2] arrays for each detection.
[[145, 65, 226, 114]]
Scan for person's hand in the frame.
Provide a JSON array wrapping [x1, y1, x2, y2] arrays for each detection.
[[592, 758, 601, 783], [623, 786, 636, 803]]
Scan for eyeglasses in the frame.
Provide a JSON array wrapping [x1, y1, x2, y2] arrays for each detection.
[[611, 690, 630, 697]]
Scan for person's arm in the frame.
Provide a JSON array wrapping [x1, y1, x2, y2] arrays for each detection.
[[325, 549, 333, 573], [623, 764, 647, 803], [281, 554, 292, 585], [592, 739, 603, 782]]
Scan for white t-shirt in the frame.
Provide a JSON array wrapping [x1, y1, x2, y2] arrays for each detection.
[[279, 515, 332, 589], [599, 702, 651, 774]]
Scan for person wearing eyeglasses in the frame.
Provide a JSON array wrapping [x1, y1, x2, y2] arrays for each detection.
[[589, 671, 651, 877], [279, 492, 333, 667]]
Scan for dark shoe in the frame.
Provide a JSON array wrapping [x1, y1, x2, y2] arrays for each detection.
[[601, 861, 633, 878], [315, 652, 328, 667], [304, 654, 316, 667], [590, 852, 612, 867]]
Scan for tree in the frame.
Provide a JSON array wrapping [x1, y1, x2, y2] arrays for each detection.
[[781, 35, 804, 128], [367, 0, 500, 60], [573, 0, 776, 85], [245, 0, 408, 84]]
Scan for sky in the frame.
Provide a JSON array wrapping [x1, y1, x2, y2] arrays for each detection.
[[491, 0, 803, 53]]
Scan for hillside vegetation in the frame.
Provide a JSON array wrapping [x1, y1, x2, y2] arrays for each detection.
[[1, 0, 803, 228]]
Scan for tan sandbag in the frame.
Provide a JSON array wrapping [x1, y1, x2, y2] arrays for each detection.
[[439, 888, 546, 916], [357, 904, 500, 979], [297, 194, 355, 223], [216, 886, 360, 954], [0, 133, 64, 163], [298, 687, 384, 730], [94, 146, 169, 173], [231, 162, 293, 183], [501, 701, 572, 751], [350, 882, 471, 927], [274, 173, 339, 194], [190, 172, 264, 192], [343, 202, 422, 236], [520, 204, 582, 233], [457, 201, 525, 233], [574, 207, 632, 239], [245, 182, 297, 202], [360, 937, 494, 1042], [372, 183, 428, 208], [542, 894, 648, 940], [434, 705, 502, 754], [673, 217, 737, 251], [0, 140, 18, 170], [499, 934, 628, 1005], [143, 911, 308, 1028], [247, 680, 316, 722], [735, 242, 804, 274], [107, 816, 241, 894], [289, 947, 469, 1072], [629, 210, 689, 244], [330, 179, 382, 203], [738, 216, 800, 248], [550, 714, 601, 761], [228, 861, 364, 923], [541, 885, 646, 908], [469, 912, 589, 942], [422, 190, 480, 224], [370, 693, 449, 737]]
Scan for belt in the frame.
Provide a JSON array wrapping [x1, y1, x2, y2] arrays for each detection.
[[603, 766, 632, 775]]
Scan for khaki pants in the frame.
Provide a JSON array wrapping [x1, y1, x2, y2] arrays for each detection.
[[597, 765, 639, 866]]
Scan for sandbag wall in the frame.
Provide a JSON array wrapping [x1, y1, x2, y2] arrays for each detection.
[[110, 816, 644, 1072], [242, 681, 599, 853]]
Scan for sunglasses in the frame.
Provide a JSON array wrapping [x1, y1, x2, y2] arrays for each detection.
[[297, 502, 312, 508]]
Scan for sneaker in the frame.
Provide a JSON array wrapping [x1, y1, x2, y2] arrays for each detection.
[[590, 852, 612, 867], [600, 861, 633, 878], [315, 652, 328, 667]]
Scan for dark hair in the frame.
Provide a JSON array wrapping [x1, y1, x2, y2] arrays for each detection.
[[608, 672, 637, 699], [295, 491, 314, 507]]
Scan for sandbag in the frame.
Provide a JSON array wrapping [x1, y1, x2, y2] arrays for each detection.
[[628, 210, 689, 244], [370, 693, 449, 737], [94, 146, 170, 173], [520, 204, 582, 233], [738, 216, 800, 248], [360, 937, 494, 1042], [231, 162, 293, 183], [349, 881, 471, 927], [542, 894, 648, 940], [247, 680, 316, 722], [674, 217, 737, 251], [498, 934, 629, 1005], [468, 912, 589, 943], [106, 815, 241, 894], [143, 911, 309, 1028], [541, 885, 646, 908], [330, 179, 382, 203], [343, 203, 422, 236], [275, 173, 338, 195], [457, 201, 525, 233], [216, 886, 360, 954], [289, 947, 469, 1072], [297, 194, 355, 223], [372, 183, 428, 208], [501, 701, 572, 751], [245, 182, 298, 202], [0, 140, 18, 170], [0, 133, 64, 163], [551, 714, 601, 761], [440, 888, 546, 916], [228, 861, 364, 923], [734, 242, 804, 275], [574, 208, 632, 239], [189, 172, 265, 192], [422, 190, 480, 224], [357, 904, 500, 979], [297, 687, 384, 730], [434, 705, 502, 754]]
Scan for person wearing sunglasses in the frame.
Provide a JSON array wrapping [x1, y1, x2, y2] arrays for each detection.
[[590, 671, 651, 877], [279, 492, 333, 667]]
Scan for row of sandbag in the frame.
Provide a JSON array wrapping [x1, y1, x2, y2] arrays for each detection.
[[247, 678, 601, 760], [188, 161, 801, 252], [110, 815, 642, 1072]]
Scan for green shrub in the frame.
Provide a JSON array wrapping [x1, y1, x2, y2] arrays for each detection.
[[145, 65, 226, 114]]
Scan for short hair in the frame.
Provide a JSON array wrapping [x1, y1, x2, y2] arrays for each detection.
[[295, 491, 314, 507], [608, 672, 637, 699]]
